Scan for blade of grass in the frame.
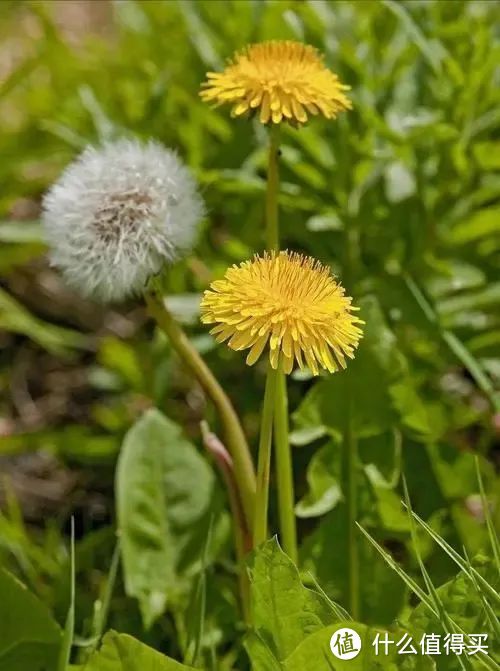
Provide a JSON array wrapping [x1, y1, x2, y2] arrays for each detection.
[[475, 456, 500, 573], [185, 517, 212, 667], [402, 481, 470, 671], [306, 572, 351, 622], [357, 523, 500, 671], [402, 503, 500, 607], [404, 274, 499, 412], [403, 481, 500, 671], [358, 523, 499, 671], [462, 547, 500, 640], [58, 518, 75, 671], [177, 0, 222, 69], [356, 523, 436, 614], [90, 539, 121, 651], [1, 478, 40, 588], [382, 0, 443, 75]]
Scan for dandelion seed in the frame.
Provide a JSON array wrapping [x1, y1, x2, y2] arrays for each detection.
[[42, 138, 204, 302], [200, 251, 363, 375], [200, 40, 351, 125]]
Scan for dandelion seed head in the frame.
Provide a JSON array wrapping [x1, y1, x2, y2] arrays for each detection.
[[42, 138, 204, 302], [200, 40, 351, 125], [200, 251, 363, 375]]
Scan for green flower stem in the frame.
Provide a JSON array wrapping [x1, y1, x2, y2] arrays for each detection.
[[342, 144, 360, 618], [200, 421, 251, 624], [344, 373, 360, 619], [264, 124, 298, 562], [265, 124, 281, 251], [274, 371, 298, 562], [342, 255, 360, 620], [145, 292, 256, 531], [253, 365, 278, 548]]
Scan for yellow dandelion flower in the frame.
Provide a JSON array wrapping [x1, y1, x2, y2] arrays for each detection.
[[200, 251, 363, 376], [200, 40, 352, 125]]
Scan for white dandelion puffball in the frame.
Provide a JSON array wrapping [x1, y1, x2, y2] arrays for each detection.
[[42, 138, 204, 303]]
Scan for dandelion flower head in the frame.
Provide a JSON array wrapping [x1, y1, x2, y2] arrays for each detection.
[[200, 251, 363, 375], [200, 40, 351, 125], [42, 138, 204, 302]]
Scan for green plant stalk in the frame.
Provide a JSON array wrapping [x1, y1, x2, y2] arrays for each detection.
[[58, 517, 75, 671], [201, 421, 251, 624], [265, 124, 298, 562], [266, 124, 280, 250], [253, 365, 277, 548], [91, 540, 121, 651], [344, 373, 360, 619], [342, 126, 361, 619], [274, 369, 298, 562], [145, 292, 256, 530]]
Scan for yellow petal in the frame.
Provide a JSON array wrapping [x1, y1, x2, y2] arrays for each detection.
[[260, 93, 271, 123], [291, 98, 307, 123], [246, 335, 268, 366], [270, 346, 280, 370], [281, 353, 294, 375]]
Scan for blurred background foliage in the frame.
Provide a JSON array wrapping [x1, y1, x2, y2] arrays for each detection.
[[0, 0, 499, 668]]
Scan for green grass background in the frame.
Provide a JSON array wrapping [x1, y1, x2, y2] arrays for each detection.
[[0, 1, 499, 669]]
